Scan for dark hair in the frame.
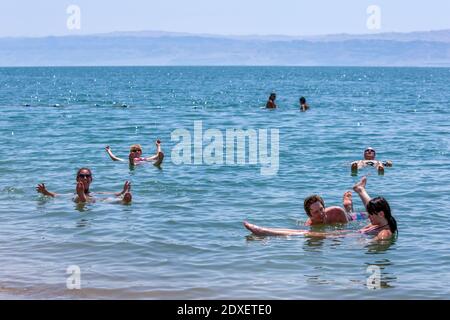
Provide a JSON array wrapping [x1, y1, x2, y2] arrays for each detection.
[[76, 167, 92, 178], [366, 197, 397, 233], [304, 195, 325, 217], [300, 97, 306, 104]]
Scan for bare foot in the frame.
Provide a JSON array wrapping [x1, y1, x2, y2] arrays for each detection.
[[353, 176, 367, 193], [343, 191, 353, 213]]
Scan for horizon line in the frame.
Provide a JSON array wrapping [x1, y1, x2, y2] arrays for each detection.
[[1, 28, 450, 40]]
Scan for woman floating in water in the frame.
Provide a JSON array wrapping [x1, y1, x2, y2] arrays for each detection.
[[36, 167, 132, 204], [106, 139, 164, 167], [244, 176, 397, 240], [351, 147, 392, 175]]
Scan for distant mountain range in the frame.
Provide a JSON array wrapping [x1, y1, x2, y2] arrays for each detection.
[[1, 29, 450, 66]]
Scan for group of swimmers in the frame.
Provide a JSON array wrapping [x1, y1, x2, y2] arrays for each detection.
[[266, 93, 310, 112], [36, 140, 164, 204], [35, 94, 396, 241], [244, 145, 396, 240]]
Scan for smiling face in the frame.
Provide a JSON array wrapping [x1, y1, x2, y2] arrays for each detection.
[[309, 201, 325, 224], [129, 145, 143, 159]]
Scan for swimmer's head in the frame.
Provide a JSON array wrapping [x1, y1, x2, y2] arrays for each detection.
[[304, 195, 325, 223], [299, 97, 306, 104], [130, 144, 143, 155], [269, 93, 276, 100], [364, 147, 376, 160], [76, 167, 92, 191], [366, 196, 397, 233]]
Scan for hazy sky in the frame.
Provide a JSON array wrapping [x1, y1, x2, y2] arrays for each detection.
[[1, 0, 450, 37]]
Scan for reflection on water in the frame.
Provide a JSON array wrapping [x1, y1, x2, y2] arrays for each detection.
[[76, 218, 90, 228], [365, 237, 396, 254]]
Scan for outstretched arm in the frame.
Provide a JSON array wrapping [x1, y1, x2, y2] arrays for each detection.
[[36, 183, 56, 197], [353, 176, 371, 207], [105, 146, 124, 162]]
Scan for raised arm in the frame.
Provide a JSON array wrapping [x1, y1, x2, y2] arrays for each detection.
[[145, 140, 164, 166], [105, 146, 124, 162], [36, 183, 56, 197]]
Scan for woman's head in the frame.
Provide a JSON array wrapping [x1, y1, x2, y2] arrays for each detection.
[[269, 93, 276, 101], [366, 197, 397, 233], [76, 168, 92, 191], [129, 144, 143, 158], [299, 97, 306, 104]]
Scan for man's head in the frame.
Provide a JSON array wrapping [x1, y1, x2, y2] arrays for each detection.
[[304, 195, 326, 223], [364, 147, 376, 160], [76, 168, 92, 192]]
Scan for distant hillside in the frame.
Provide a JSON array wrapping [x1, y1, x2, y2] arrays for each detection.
[[1, 30, 450, 66]]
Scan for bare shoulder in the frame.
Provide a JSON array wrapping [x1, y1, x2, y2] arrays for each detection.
[[377, 229, 393, 240], [326, 206, 347, 222]]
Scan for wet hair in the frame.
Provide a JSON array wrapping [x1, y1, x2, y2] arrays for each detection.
[[366, 197, 397, 233], [130, 144, 142, 152], [269, 93, 276, 99], [299, 97, 306, 104], [304, 195, 325, 217]]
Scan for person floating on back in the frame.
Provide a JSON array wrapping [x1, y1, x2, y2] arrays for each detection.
[[106, 139, 164, 167], [243, 176, 397, 240], [266, 93, 277, 109], [299, 96, 309, 111], [36, 167, 132, 204], [350, 147, 392, 175]]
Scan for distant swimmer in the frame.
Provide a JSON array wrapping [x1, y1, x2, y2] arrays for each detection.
[[350, 147, 392, 175], [36, 168, 132, 204], [244, 177, 397, 240], [266, 93, 277, 109], [106, 139, 164, 167], [299, 96, 309, 111]]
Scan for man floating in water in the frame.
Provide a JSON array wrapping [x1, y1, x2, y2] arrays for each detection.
[[106, 139, 164, 167], [350, 147, 392, 175], [36, 168, 132, 204]]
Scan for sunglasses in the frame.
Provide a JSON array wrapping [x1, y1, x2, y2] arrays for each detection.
[[131, 149, 142, 153], [78, 174, 91, 179], [365, 149, 375, 153]]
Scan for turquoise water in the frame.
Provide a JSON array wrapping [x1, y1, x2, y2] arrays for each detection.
[[0, 67, 449, 299]]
